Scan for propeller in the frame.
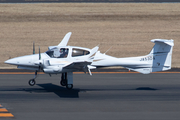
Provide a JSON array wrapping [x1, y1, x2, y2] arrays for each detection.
[[38, 46, 43, 71], [32, 42, 41, 60], [33, 42, 35, 54], [33, 43, 43, 71], [39, 46, 41, 60]]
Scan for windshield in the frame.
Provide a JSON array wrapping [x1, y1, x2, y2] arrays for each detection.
[[46, 48, 69, 58]]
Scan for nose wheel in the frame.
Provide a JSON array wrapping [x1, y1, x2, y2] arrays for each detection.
[[29, 79, 36, 86], [28, 70, 37, 86]]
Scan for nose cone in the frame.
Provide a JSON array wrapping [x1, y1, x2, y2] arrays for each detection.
[[5, 55, 32, 66], [5, 58, 19, 65]]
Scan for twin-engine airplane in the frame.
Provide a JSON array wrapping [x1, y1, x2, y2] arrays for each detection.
[[5, 32, 174, 90]]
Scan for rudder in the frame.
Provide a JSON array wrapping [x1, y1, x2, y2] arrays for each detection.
[[149, 39, 174, 72]]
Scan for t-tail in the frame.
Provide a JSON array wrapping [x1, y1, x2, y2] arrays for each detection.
[[149, 39, 174, 72], [127, 39, 174, 74]]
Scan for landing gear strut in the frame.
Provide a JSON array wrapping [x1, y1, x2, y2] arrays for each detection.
[[28, 70, 37, 86], [60, 72, 73, 90], [60, 73, 67, 86]]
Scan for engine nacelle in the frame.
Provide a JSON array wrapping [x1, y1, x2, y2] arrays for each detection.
[[43, 66, 63, 74]]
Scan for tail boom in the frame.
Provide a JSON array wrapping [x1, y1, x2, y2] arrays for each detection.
[[92, 39, 174, 74]]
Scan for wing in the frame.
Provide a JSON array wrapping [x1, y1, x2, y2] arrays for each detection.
[[48, 32, 72, 50], [64, 61, 91, 70], [63, 61, 96, 75], [58, 32, 72, 46]]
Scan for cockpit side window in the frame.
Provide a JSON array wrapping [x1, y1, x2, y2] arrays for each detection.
[[72, 48, 90, 57], [46, 48, 69, 58], [58, 48, 69, 58], [46, 50, 54, 58]]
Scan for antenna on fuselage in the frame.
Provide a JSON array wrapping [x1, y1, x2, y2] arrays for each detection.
[[104, 46, 112, 54]]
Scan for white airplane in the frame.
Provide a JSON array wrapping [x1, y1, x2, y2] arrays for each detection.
[[5, 32, 174, 90]]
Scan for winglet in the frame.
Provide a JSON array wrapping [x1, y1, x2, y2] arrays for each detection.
[[58, 32, 72, 46]]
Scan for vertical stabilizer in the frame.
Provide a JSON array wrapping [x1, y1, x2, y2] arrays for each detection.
[[149, 39, 174, 72]]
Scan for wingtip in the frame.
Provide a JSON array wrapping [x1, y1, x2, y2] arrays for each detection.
[[58, 32, 72, 46]]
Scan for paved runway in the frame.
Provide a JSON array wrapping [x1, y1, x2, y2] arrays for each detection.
[[0, 0, 179, 3], [0, 73, 180, 120]]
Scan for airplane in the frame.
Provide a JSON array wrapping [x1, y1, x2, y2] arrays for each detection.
[[5, 32, 174, 90]]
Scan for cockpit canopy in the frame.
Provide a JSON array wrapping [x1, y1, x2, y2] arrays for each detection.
[[46, 48, 68, 58], [72, 48, 90, 57], [46, 47, 90, 58]]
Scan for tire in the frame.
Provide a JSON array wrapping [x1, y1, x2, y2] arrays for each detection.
[[66, 84, 73, 90], [60, 80, 67, 86], [28, 79, 36, 86]]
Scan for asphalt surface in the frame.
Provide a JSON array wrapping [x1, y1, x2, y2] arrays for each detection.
[[1, 67, 180, 72], [0, 0, 179, 3], [0, 73, 180, 120]]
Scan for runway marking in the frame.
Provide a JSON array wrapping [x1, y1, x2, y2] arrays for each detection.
[[0, 108, 8, 112], [0, 105, 14, 118], [0, 113, 14, 117], [0, 71, 179, 74]]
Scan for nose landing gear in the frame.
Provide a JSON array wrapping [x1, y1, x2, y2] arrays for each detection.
[[28, 71, 38, 86]]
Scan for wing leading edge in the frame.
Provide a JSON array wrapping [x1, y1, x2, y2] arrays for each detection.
[[48, 32, 72, 50]]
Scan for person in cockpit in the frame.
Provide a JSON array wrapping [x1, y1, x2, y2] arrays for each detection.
[[59, 48, 68, 58]]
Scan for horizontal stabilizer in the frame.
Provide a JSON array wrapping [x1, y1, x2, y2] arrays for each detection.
[[151, 39, 174, 46], [149, 39, 174, 54]]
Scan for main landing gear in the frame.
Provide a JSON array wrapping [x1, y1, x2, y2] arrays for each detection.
[[28, 71, 74, 90], [60, 72, 73, 90], [28, 70, 37, 86]]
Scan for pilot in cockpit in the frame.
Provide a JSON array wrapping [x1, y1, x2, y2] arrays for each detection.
[[59, 48, 68, 58]]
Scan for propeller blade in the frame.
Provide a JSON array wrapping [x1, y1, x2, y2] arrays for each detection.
[[33, 42, 35, 54], [39, 46, 41, 60]]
